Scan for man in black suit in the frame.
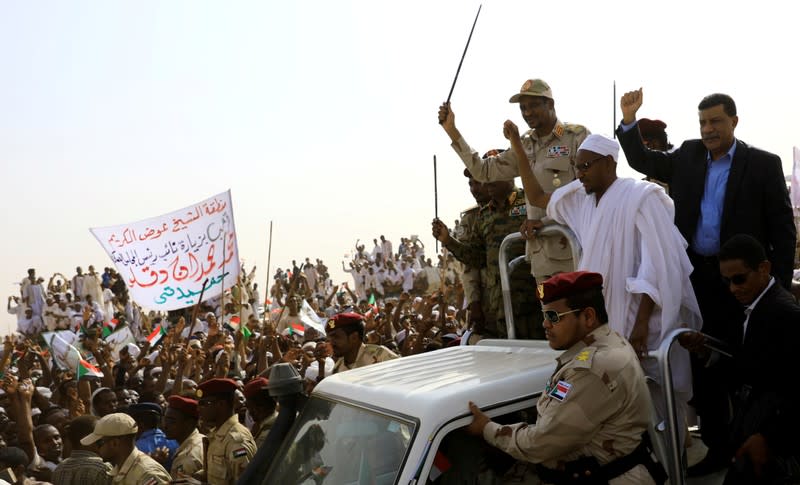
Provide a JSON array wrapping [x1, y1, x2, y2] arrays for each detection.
[[680, 235, 800, 483], [617, 89, 796, 473]]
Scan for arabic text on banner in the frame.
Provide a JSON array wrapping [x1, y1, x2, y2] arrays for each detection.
[[90, 190, 240, 311]]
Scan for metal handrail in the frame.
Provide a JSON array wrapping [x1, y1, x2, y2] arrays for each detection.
[[498, 224, 581, 338], [648, 328, 732, 484]]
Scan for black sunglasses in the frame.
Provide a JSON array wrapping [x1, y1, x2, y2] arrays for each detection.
[[721, 271, 751, 286], [542, 308, 583, 324], [571, 155, 606, 172]]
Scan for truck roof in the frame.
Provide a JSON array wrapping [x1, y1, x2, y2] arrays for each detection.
[[314, 341, 560, 426]]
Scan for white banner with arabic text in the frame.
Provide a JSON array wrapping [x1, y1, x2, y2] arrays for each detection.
[[90, 190, 240, 311]]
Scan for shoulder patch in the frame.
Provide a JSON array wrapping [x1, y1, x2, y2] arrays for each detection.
[[233, 447, 248, 458], [509, 205, 527, 217], [548, 380, 572, 401], [571, 347, 595, 368], [564, 123, 588, 134]]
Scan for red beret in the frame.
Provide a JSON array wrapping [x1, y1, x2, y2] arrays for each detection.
[[243, 377, 269, 399], [325, 312, 363, 333], [167, 395, 199, 418], [539, 271, 603, 304], [196, 378, 238, 398], [637, 118, 667, 136], [481, 148, 506, 159]]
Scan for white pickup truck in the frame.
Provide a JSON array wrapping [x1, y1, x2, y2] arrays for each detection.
[[262, 338, 683, 485]]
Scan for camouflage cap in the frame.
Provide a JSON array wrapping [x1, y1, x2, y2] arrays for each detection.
[[509, 79, 553, 103]]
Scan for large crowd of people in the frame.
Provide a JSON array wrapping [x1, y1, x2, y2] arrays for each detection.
[[2, 79, 798, 484], [1, 230, 478, 484]]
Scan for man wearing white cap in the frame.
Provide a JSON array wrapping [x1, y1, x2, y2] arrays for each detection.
[[80, 412, 171, 484], [508, 130, 702, 446], [438, 79, 590, 282]]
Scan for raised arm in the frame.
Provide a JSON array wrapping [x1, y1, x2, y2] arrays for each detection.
[[504, 120, 550, 209]]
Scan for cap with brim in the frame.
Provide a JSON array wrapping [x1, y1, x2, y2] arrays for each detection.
[[126, 402, 163, 416], [80, 412, 138, 445], [509, 78, 553, 103]]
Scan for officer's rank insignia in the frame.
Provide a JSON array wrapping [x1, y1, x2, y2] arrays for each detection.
[[537, 284, 544, 299], [547, 146, 570, 158], [510, 205, 526, 217], [576, 350, 590, 362], [554, 124, 564, 137], [233, 447, 248, 458], [549, 380, 572, 401]]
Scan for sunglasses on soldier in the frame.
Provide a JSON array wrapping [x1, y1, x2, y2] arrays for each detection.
[[542, 308, 583, 324]]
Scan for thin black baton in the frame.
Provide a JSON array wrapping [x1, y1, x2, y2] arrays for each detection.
[[446, 4, 482, 104], [434, 154, 439, 253]]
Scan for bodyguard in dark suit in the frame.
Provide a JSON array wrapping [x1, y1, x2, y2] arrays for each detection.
[[680, 235, 800, 483], [616, 89, 796, 473]]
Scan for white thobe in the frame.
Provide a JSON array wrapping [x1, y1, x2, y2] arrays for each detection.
[[547, 178, 702, 392]]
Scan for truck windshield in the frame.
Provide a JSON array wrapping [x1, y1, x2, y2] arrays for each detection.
[[264, 396, 416, 485]]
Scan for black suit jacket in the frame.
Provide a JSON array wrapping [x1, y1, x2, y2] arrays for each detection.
[[731, 282, 800, 454], [617, 125, 796, 288]]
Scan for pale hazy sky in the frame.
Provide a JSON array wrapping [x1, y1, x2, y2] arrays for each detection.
[[2, 0, 798, 335]]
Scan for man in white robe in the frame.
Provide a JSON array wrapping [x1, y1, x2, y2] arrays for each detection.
[[508, 128, 702, 444], [82, 266, 104, 309], [71, 267, 85, 300]]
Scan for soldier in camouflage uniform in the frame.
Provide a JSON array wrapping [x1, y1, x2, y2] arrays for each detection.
[[453, 166, 492, 333], [433, 180, 543, 339], [438, 78, 589, 282], [466, 272, 662, 484]]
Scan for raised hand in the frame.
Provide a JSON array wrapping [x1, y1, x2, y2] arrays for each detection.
[[620, 88, 643, 124]]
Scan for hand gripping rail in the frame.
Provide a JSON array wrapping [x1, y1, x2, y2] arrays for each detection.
[[498, 224, 581, 339]]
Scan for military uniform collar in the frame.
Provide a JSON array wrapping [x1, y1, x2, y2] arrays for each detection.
[[213, 414, 240, 439], [486, 187, 521, 211], [529, 119, 565, 141], [176, 428, 202, 454], [111, 447, 144, 478], [556, 324, 609, 366]]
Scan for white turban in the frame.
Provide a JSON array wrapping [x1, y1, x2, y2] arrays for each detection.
[[578, 134, 620, 162]]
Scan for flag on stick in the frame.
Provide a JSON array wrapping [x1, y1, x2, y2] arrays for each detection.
[[102, 319, 119, 338], [146, 324, 166, 347], [289, 322, 305, 337], [77, 359, 104, 379]]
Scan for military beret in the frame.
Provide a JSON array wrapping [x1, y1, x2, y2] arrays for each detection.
[[243, 377, 269, 399], [637, 118, 667, 136], [167, 395, 199, 418], [481, 148, 506, 159], [324, 312, 364, 333], [539, 271, 603, 304], [196, 377, 238, 398], [126, 402, 163, 416]]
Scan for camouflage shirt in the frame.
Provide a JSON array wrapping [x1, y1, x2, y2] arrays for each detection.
[[444, 188, 538, 325]]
